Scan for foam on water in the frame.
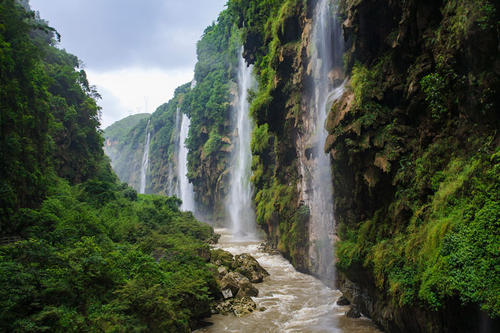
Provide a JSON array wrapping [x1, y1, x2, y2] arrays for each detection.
[[196, 229, 381, 333]]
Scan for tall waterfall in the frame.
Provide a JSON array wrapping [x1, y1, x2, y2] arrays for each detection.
[[307, 0, 344, 284], [139, 119, 151, 194], [227, 52, 256, 239], [165, 108, 182, 197], [178, 113, 196, 212]]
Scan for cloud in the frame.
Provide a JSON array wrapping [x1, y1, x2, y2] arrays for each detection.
[[30, 0, 227, 71], [87, 67, 194, 128], [29, 0, 227, 127]]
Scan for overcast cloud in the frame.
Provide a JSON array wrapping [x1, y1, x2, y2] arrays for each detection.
[[29, 0, 227, 127]]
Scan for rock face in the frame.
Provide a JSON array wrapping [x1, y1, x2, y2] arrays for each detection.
[[329, 0, 500, 332], [346, 307, 361, 319], [103, 114, 151, 192], [231, 0, 499, 332]]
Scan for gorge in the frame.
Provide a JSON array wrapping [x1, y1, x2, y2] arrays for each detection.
[[103, 0, 499, 331], [2, 0, 498, 332]]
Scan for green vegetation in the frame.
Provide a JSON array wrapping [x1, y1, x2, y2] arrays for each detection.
[[337, 148, 499, 315], [1, 176, 217, 332], [148, 83, 191, 196], [104, 113, 150, 144], [333, 0, 499, 320], [0, 0, 103, 231], [182, 9, 241, 218], [102, 9, 241, 220], [103, 113, 150, 191], [228, 0, 309, 269], [0, 2, 219, 331]]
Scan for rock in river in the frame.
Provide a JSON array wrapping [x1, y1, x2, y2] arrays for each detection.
[[234, 253, 269, 283]]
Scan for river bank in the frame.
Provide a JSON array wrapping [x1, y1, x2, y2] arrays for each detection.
[[196, 229, 381, 332]]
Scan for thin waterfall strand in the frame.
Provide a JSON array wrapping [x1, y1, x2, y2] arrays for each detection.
[[139, 120, 151, 194], [227, 52, 256, 239], [308, 0, 344, 284], [178, 113, 196, 212]]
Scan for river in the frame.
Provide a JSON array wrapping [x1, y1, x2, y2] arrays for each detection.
[[196, 229, 381, 333]]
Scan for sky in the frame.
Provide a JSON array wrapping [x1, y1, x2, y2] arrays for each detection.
[[29, 0, 228, 128]]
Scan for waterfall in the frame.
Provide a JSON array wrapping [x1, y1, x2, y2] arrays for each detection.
[[307, 0, 344, 284], [165, 108, 181, 197], [178, 113, 196, 212], [227, 51, 256, 239], [139, 119, 151, 194]]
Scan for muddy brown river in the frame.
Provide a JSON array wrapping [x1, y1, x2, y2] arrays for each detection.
[[195, 229, 381, 333]]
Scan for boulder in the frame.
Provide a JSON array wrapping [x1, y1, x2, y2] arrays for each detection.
[[236, 279, 259, 298], [210, 249, 234, 268], [219, 272, 242, 297], [212, 297, 257, 317], [220, 271, 259, 299], [232, 297, 257, 317], [221, 288, 233, 299], [234, 253, 269, 283], [217, 265, 228, 278], [258, 242, 281, 255]]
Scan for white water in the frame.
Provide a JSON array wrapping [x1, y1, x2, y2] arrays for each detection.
[[166, 108, 182, 197], [307, 0, 345, 283], [139, 119, 151, 194], [178, 113, 196, 212], [196, 230, 380, 333], [226, 52, 257, 239]]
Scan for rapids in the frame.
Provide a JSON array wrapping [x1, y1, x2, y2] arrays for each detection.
[[196, 229, 381, 333]]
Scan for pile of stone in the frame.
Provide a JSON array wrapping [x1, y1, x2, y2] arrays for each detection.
[[210, 249, 269, 317]]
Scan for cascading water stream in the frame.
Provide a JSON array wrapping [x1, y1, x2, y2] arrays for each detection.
[[139, 119, 151, 194], [227, 51, 257, 240], [178, 113, 196, 212], [307, 0, 344, 284], [165, 108, 182, 196]]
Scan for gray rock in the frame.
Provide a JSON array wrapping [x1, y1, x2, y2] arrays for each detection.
[[220, 272, 242, 296], [218, 265, 228, 278], [236, 279, 259, 298], [234, 253, 269, 283], [233, 296, 257, 317], [212, 297, 257, 317], [222, 288, 233, 299]]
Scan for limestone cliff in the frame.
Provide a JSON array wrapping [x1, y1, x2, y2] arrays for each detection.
[[328, 1, 500, 331], [231, 0, 499, 331], [104, 113, 151, 191]]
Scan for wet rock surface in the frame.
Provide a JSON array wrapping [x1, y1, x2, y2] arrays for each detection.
[[258, 242, 281, 255], [213, 297, 257, 317], [196, 229, 381, 332], [210, 248, 267, 317], [234, 253, 270, 283]]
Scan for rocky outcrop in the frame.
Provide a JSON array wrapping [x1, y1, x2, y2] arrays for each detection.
[[210, 249, 268, 316], [232, 0, 499, 331], [234, 253, 270, 283], [103, 113, 151, 191], [330, 0, 500, 332], [213, 297, 257, 317]]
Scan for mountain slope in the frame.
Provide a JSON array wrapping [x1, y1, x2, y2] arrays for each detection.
[[0, 2, 218, 331], [104, 113, 150, 191]]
